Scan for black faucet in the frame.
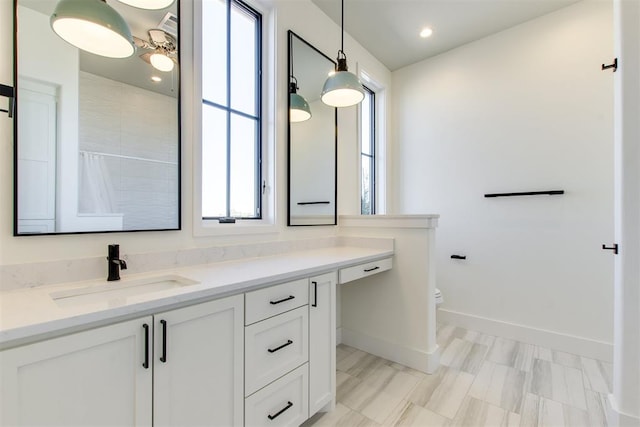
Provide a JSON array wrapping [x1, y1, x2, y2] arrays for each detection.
[[107, 244, 128, 281]]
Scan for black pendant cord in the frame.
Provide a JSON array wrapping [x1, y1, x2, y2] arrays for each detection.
[[289, 42, 294, 78], [341, 0, 344, 52]]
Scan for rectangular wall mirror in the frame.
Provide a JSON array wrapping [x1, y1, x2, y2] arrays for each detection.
[[13, 0, 180, 235], [287, 30, 337, 226]]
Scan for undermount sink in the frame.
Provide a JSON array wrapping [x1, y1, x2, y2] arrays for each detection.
[[50, 275, 199, 307]]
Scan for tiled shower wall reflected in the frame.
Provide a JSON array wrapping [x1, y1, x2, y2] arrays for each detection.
[[79, 72, 178, 230]]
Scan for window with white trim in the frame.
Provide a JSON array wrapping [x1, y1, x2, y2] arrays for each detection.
[[360, 85, 375, 215], [201, 0, 262, 220]]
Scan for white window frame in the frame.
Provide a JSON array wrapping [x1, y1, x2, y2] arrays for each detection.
[[190, 0, 276, 236], [359, 69, 387, 215]]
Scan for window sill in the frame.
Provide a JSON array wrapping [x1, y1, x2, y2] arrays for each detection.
[[193, 220, 278, 237]]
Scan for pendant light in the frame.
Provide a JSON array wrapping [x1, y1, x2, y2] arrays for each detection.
[[116, 0, 175, 10], [51, 0, 135, 59], [289, 77, 312, 123], [321, 0, 364, 108], [289, 46, 311, 123]]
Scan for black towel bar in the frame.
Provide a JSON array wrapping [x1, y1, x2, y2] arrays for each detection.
[[484, 190, 564, 198], [297, 201, 330, 205]]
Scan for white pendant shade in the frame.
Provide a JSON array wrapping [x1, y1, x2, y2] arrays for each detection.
[[117, 0, 175, 10], [290, 92, 312, 122], [321, 70, 364, 108], [150, 52, 174, 72], [290, 108, 312, 122], [51, 0, 135, 59], [321, 0, 364, 108]]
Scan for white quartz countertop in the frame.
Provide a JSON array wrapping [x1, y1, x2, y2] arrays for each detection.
[[0, 246, 393, 350]]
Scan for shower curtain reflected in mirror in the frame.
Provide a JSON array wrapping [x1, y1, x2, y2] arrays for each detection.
[[78, 152, 116, 214]]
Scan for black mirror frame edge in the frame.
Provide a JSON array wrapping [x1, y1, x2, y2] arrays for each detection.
[[12, 0, 182, 236], [286, 30, 338, 227]]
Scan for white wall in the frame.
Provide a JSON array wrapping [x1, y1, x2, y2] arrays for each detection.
[[612, 0, 640, 423], [0, 0, 391, 266], [392, 1, 614, 355], [289, 98, 335, 220], [17, 6, 80, 233]]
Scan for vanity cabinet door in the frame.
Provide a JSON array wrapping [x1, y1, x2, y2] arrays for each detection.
[[308, 271, 337, 416], [0, 317, 153, 427], [153, 294, 244, 427]]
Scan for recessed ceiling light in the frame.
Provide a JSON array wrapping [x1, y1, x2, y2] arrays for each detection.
[[151, 76, 162, 82], [420, 27, 433, 38]]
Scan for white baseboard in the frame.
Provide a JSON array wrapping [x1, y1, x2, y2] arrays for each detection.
[[340, 328, 440, 374], [437, 308, 613, 362], [608, 393, 640, 427]]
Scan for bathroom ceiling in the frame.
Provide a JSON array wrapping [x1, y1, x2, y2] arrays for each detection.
[[311, 0, 580, 71]]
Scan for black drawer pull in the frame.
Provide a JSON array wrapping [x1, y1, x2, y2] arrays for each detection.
[[268, 339, 293, 353], [451, 255, 467, 260], [312, 281, 318, 307], [160, 319, 167, 363], [267, 401, 293, 420], [270, 295, 295, 305], [142, 323, 150, 369], [364, 266, 380, 273]]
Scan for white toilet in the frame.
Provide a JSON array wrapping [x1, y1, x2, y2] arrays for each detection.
[[435, 288, 443, 307]]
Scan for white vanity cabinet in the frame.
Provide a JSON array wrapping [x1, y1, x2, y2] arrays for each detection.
[[244, 279, 310, 426], [153, 295, 244, 427], [0, 317, 153, 426], [309, 271, 337, 417], [0, 294, 244, 427], [244, 273, 337, 425], [0, 256, 391, 427]]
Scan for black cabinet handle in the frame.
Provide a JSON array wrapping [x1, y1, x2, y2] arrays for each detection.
[[267, 401, 293, 420], [312, 281, 318, 307], [451, 255, 467, 260], [268, 339, 293, 353], [270, 295, 295, 305], [364, 266, 380, 273], [160, 319, 167, 363], [142, 323, 150, 369], [602, 244, 619, 254]]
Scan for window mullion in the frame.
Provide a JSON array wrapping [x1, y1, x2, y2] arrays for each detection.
[[225, 0, 232, 218]]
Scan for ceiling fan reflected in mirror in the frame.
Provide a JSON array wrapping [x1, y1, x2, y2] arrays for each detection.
[[134, 29, 178, 72]]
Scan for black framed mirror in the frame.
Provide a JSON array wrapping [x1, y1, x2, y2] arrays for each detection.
[[13, 0, 181, 235], [287, 30, 337, 226]]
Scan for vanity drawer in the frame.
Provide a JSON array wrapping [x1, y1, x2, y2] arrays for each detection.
[[245, 364, 309, 427], [339, 257, 393, 284], [245, 306, 309, 396], [245, 278, 308, 325]]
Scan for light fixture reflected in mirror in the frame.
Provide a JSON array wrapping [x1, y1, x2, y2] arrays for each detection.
[[289, 77, 311, 123], [321, 0, 364, 107], [135, 29, 178, 73], [50, 0, 135, 58], [117, 0, 175, 10], [150, 48, 174, 72]]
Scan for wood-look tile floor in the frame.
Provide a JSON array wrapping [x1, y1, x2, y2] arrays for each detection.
[[303, 324, 612, 427]]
